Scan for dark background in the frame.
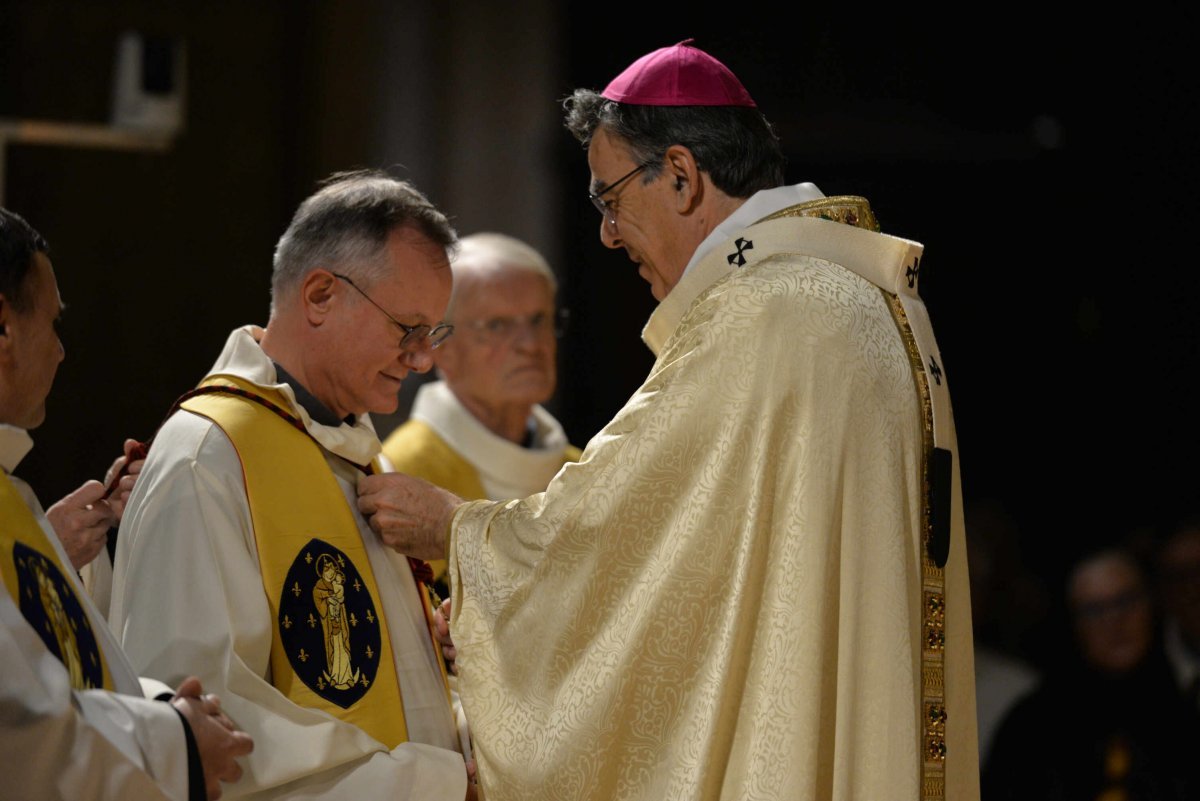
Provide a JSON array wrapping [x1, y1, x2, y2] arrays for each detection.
[[3, 2, 1196, 667]]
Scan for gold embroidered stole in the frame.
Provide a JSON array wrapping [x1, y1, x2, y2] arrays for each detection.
[[0, 472, 114, 690], [762, 197, 954, 800], [180, 377, 412, 747]]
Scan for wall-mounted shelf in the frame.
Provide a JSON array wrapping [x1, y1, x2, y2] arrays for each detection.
[[0, 119, 177, 205]]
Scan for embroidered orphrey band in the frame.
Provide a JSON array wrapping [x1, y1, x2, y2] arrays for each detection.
[[885, 291, 947, 801]]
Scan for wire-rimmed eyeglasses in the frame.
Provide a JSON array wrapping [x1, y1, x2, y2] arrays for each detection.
[[333, 273, 454, 350], [464, 307, 571, 344], [588, 164, 646, 227]]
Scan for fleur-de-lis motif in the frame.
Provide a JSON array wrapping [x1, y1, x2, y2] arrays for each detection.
[[298, 648, 309, 662], [282, 615, 292, 629]]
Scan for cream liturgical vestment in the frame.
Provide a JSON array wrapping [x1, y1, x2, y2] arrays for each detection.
[[0, 425, 190, 801], [447, 194, 980, 801], [109, 327, 467, 801]]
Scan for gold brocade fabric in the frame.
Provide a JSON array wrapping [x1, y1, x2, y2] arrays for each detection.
[[449, 209, 979, 800], [759, 194, 881, 232]]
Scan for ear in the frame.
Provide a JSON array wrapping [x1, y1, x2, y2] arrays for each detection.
[[300, 270, 338, 326], [0, 294, 18, 372], [0, 295, 11, 350], [663, 144, 702, 213]]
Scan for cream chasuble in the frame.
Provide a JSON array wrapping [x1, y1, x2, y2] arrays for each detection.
[[447, 199, 979, 801]]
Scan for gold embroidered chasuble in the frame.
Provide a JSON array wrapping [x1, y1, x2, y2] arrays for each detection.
[[447, 199, 980, 801]]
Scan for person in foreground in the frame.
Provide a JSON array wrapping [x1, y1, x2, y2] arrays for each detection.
[[358, 41, 979, 801], [382, 232, 581, 597], [0, 206, 252, 800], [109, 171, 475, 799]]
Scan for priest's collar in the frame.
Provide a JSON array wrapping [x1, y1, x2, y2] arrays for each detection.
[[0, 424, 35, 474], [681, 182, 826, 282], [272, 362, 355, 428]]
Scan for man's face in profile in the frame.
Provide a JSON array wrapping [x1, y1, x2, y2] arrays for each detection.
[[3, 252, 65, 430]]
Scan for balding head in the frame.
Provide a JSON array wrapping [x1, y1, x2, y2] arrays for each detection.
[[434, 233, 560, 443]]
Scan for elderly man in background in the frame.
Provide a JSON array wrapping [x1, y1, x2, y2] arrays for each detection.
[[382, 232, 581, 593], [109, 171, 475, 800], [0, 205, 252, 800]]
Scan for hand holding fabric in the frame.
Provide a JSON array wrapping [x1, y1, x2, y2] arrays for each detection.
[[356, 472, 462, 562], [102, 438, 148, 520], [46, 480, 116, 570], [170, 676, 255, 800]]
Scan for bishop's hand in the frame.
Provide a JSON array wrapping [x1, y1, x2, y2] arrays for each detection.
[[356, 472, 463, 562]]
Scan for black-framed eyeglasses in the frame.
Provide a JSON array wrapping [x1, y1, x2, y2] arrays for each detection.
[[588, 164, 646, 227], [464, 307, 571, 344], [333, 273, 454, 350]]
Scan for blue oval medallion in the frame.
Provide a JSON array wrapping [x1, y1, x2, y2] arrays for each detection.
[[278, 538, 382, 708], [14, 542, 105, 689]]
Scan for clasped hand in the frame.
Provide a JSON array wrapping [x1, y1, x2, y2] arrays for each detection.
[[170, 676, 254, 800]]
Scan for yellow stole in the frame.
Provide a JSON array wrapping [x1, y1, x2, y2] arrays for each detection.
[[385, 420, 488, 501], [180, 376, 413, 747], [0, 472, 114, 690]]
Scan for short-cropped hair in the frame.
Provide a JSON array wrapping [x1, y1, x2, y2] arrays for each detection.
[[272, 169, 457, 304], [562, 89, 786, 198], [0, 207, 50, 313]]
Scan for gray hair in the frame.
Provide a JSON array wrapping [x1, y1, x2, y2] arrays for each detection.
[[271, 169, 456, 307], [447, 232, 557, 319], [562, 89, 786, 198]]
